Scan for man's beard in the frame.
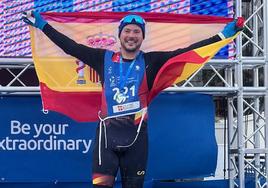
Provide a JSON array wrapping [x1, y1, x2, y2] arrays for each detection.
[[121, 41, 142, 53]]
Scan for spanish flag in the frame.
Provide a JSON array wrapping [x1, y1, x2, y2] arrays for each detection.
[[30, 12, 239, 122]]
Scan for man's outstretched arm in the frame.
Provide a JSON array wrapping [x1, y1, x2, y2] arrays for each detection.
[[145, 18, 244, 90], [22, 11, 105, 76]]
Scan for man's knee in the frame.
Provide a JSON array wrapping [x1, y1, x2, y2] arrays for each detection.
[[92, 173, 115, 188]]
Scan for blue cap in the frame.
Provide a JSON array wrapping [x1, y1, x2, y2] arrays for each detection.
[[118, 14, 146, 38]]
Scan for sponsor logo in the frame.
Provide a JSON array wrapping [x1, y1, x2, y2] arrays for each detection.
[[108, 66, 113, 74], [137, 170, 145, 176], [113, 101, 140, 113], [109, 76, 116, 87]]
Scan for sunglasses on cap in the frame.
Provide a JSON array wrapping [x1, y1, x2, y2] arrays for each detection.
[[120, 14, 146, 25]]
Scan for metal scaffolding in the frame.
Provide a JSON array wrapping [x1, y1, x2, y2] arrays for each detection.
[[0, 0, 267, 187]]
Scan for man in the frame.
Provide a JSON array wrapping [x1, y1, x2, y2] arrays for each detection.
[[23, 11, 243, 188]]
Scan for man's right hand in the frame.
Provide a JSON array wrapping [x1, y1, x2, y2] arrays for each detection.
[[22, 11, 48, 30]]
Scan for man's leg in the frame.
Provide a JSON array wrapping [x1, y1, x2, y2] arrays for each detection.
[[92, 127, 119, 188], [119, 126, 148, 188]]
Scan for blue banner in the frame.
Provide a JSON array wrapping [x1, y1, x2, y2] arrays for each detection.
[[0, 93, 217, 183], [0, 96, 96, 182], [147, 93, 217, 179]]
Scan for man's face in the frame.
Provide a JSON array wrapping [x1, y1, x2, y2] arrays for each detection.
[[119, 24, 144, 53]]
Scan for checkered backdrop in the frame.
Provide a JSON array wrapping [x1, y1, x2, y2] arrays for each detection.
[[0, 0, 234, 57]]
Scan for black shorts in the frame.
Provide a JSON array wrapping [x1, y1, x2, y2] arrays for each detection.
[[92, 115, 148, 188]]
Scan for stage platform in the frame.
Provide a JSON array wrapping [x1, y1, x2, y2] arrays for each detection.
[[0, 178, 258, 188]]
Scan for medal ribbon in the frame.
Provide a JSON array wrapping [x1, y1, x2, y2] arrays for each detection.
[[119, 52, 139, 90]]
